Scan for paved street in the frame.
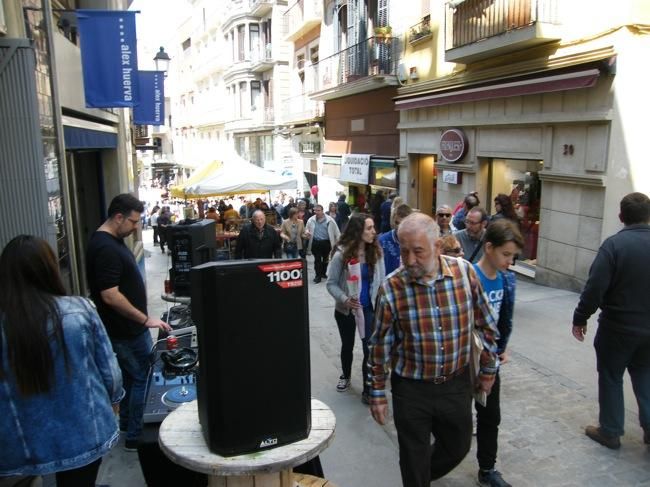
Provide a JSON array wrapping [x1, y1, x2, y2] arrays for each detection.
[[95, 229, 649, 486]]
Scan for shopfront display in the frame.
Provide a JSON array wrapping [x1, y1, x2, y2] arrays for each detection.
[[489, 159, 542, 268]]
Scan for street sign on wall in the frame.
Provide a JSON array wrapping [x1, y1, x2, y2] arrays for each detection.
[[340, 154, 370, 184]]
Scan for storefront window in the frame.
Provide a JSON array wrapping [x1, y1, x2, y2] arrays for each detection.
[[490, 159, 542, 268]]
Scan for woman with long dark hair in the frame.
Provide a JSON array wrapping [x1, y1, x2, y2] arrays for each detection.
[[326, 213, 385, 404], [491, 193, 518, 223], [0, 236, 123, 486]]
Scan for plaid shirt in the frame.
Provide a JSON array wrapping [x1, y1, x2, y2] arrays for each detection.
[[368, 255, 499, 405]]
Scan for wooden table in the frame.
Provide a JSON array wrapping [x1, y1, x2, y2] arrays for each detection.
[[158, 399, 337, 487]]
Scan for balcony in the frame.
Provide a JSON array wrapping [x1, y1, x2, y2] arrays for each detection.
[[281, 93, 324, 124], [409, 16, 433, 47], [225, 105, 275, 133], [445, 0, 561, 64], [250, 43, 274, 72], [284, 0, 322, 42], [308, 36, 400, 101], [249, 0, 273, 17]]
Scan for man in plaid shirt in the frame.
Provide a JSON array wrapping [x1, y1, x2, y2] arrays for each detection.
[[369, 212, 499, 487]]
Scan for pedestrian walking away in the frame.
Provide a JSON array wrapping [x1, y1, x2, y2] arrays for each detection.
[[368, 212, 499, 487], [572, 192, 650, 449], [0, 235, 124, 486], [86, 193, 172, 452], [326, 213, 385, 404], [472, 220, 524, 487]]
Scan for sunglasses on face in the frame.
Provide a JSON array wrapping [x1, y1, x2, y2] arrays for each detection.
[[437, 213, 452, 218]]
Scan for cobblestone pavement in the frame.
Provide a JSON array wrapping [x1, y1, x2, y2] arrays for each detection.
[[90, 230, 649, 486]]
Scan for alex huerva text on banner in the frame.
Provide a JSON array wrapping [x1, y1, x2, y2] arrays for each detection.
[[134, 71, 165, 125], [77, 10, 140, 108]]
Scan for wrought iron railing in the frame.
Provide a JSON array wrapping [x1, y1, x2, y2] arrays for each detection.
[[307, 36, 399, 92], [409, 16, 432, 44], [445, 0, 559, 49]]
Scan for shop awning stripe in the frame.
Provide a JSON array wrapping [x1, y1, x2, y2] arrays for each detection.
[[395, 69, 600, 111]]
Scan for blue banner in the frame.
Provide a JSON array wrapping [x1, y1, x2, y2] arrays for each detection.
[[77, 10, 140, 108], [134, 71, 165, 125]]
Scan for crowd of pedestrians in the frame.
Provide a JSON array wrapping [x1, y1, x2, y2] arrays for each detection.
[[1, 189, 649, 487]]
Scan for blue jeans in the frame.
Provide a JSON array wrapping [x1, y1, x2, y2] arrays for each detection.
[[594, 327, 650, 437], [110, 331, 152, 441]]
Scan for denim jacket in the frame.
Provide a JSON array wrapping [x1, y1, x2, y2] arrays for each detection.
[[0, 296, 124, 476]]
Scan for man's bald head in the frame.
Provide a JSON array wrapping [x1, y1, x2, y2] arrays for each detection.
[[398, 212, 440, 243]]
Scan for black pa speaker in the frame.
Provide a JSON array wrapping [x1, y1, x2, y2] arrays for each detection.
[[190, 258, 311, 456]]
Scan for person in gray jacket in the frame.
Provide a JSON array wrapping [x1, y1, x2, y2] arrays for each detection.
[[572, 192, 650, 449], [326, 213, 385, 404]]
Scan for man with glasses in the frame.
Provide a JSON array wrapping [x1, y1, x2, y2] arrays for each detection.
[[454, 207, 488, 263], [87, 193, 171, 451], [436, 205, 454, 236]]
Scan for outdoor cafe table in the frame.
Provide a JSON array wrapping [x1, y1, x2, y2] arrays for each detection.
[[158, 398, 337, 487]]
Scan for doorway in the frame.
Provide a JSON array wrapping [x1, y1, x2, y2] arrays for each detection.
[[409, 153, 436, 215], [488, 158, 542, 273]]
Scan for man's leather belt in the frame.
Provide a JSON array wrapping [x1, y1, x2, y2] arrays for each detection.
[[430, 366, 467, 384]]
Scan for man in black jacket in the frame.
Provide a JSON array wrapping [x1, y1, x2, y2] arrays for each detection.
[[572, 192, 650, 449], [234, 210, 282, 259]]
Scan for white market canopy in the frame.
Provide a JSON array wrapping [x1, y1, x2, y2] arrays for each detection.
[[182, 157, 297, 198]]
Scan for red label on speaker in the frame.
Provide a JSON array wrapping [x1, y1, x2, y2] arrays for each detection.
[[259, 262, 304, 288]]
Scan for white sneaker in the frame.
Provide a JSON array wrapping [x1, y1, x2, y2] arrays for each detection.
[[336, 375, 350, 392]]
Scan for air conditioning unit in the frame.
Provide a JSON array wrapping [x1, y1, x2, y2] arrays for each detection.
[[0, 0, 7, 36]]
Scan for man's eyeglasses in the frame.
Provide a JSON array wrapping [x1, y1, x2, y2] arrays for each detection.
[[465, 219, 483, 225], [444, 247, 463, 255], [437, 213, 452, 218], [127, 217, 141, 225]]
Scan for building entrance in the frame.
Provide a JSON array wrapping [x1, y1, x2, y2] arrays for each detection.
[[488, 158, 542, 273]]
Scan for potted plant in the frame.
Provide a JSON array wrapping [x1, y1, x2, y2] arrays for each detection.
[[374, 26, 392, 37]]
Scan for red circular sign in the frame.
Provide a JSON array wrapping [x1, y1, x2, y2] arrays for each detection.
[[440, 129, 468, 163]]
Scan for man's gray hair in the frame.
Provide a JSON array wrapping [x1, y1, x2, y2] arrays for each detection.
[[252, 209, 265, 218], [397, 212, 440, 243]]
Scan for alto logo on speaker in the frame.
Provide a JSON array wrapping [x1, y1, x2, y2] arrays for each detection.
[[259, 437, 278, 448]]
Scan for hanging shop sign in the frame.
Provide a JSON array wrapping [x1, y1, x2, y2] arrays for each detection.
[[340, 154, 370, 184], [134, 71, 165, 125], [440, 128, 468, 163], [77, 10, 140, 108]]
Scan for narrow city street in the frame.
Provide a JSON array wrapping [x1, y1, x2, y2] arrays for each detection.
[[93, 229, 649, 487]]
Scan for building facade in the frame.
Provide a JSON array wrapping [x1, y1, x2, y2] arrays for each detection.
[[396, 0, 650, 290], [1, 0, 138, 294]]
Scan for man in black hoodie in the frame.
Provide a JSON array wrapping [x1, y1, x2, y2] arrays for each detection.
[[572, 192, 650, 449]]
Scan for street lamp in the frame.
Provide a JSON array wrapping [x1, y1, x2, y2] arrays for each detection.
[[153, 46, 171, 75]]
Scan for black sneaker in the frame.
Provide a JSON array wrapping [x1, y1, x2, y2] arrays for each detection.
[[477, 469, 511, 487], [124, 439, 139, 452], [336, 375, 350, 392], [313, 276, 321, 283], [361, 391, 371, 405]]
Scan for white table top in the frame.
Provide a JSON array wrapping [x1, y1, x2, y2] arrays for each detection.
[[158, 398, 336, 476]]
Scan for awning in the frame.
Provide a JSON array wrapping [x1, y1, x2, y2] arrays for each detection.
[[61, 115, 118, 149], [395, 69, 601, 111]]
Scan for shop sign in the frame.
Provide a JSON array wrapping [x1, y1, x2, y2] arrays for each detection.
[[340, 154, 370, 184], [440, 129, 468, 163], [442, 170, 462, 185]]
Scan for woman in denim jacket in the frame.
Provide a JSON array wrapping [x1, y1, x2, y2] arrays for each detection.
[[0, 235, 124, 486]]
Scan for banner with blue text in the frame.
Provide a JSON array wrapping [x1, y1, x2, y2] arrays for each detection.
[[134, 71, 165, 125], [77, 10, 139, 108]]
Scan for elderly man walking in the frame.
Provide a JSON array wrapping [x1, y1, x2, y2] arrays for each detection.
[[369, 212, 499, 486], [572, 192, 650, 449]]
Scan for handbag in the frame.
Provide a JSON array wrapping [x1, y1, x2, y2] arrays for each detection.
[[457, 257, 487, 406], [284, 240, 298, 253]]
